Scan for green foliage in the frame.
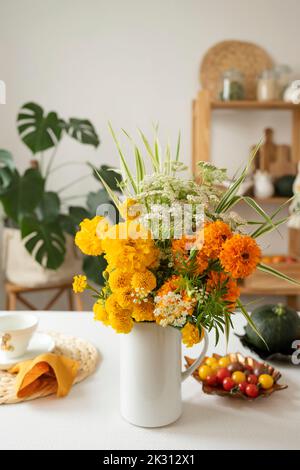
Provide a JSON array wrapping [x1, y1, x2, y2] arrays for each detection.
[[21, 215, 66, 270], [0, 101, 111, 284], [0, 149, 15, 190], [0, 169, 44, 223], [92, 164, 122, 191], [17, 102, 63, 154], [83, 255, 107, 285], [65, 118, 100, 148]]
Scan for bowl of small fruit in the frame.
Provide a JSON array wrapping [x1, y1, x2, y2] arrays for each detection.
[[185, 352, 287, 400]]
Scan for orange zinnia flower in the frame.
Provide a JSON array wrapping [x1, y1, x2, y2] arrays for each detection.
[[219, 234, 261, 279], [201, 221, 232, 259], [206, 271, 240, 310]]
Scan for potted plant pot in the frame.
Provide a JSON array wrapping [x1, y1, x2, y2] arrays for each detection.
[[2, 227, 81, 287]]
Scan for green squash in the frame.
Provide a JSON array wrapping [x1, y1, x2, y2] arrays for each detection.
[[245, 303, 300, 353], [274, 175, 295, 197]]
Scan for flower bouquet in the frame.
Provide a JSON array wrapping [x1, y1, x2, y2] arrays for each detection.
[[73, 127, 297, 427]]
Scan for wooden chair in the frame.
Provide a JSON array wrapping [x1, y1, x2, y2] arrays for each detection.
[[5, 281, 83, 311]]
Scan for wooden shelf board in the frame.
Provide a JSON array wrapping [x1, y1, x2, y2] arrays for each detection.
[[211, 100, 300, 110], [240, 285, 300, 295], [252, 196, 290, 204]]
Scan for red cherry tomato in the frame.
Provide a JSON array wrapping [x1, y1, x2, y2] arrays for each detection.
[[217, 367, 230, 383], [206, 375, 218, 386], [222, 377, 235, 391], [245, 384, 259, 398], [238, 381, 247, 393], [247, 374, 258, 384], [244, 365, 254, 373]]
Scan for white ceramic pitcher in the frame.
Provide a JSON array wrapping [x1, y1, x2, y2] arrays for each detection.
[[120, 322, 208, 427]]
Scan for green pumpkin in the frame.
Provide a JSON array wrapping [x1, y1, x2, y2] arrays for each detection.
[[274, 175, 295, 197], [245, 303, 300, 353]]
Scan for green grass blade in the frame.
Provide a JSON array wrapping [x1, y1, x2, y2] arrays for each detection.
[[242, 196, 276, 233], [135, 146, 144, 187], [175, 131, 181, 162], [257, 263, 300, 286], [237, 299, 269, 350], [138, 129, 159, 172], [251, 196, 294, 238], [252, 216, 289, 238], [94, 168, 121, 210], [216, 141, 261, 214], [154, 137, 161, 170], [165, 141, 171, 175], [108, 122, 137, 194]]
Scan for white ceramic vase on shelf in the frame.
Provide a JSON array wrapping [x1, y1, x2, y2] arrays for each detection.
[[253, 171, 274, 199], [120, 322, 208, 428]]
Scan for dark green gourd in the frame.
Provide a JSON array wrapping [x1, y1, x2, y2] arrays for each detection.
[[245, 303, 300, 353]]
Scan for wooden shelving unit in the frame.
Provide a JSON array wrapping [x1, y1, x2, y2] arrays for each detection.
[[192, 90, 300, 306]]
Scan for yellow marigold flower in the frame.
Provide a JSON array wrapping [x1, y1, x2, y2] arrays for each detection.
[[75, 216, 103, 256], [109, 308, 133, 334], [119, 199, 141, 221], [93, 301, 109, 325], [95, 217, 111, 239], [115, 289, 134, 308], [72, 275, 87, 293], [219, 234, 261, 279], [132, 299, 155, 322], [105, 294, 122, 315], [201, 221, 232, 259], [131, 270, 156, 294], [206, 271, 240, 310], [109, 269, 132, 292], [181, 323, 204, 348]]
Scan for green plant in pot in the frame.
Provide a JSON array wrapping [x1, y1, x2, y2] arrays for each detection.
[[0, 102, 122, 287]]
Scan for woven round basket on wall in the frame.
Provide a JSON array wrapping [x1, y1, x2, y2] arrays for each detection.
[[200, 40, 274, 100]]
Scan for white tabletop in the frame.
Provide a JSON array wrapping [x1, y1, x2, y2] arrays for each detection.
[[0, 311, 299, 450]]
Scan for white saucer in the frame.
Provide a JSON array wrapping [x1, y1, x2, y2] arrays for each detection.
[[0, 332, 55, 370]]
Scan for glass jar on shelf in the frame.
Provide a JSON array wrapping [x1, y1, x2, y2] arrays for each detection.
[[274, 64, 292, 99], [257, 69, 278, 101], [219, 69, 245, 101]]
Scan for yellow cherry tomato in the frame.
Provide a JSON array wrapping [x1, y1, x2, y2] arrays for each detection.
[[232, 371, 246, 384], [199, 365, 212, 380], [258, 374, 274, 389], [218, 356, 231, 368], [210, 362, 220, 373], [205, 357, 218, 367]]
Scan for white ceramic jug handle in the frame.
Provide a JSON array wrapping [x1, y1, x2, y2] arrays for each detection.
[[181, 330, 209, 382]]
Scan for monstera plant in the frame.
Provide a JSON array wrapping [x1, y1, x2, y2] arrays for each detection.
[[0, 102, 122, 285]]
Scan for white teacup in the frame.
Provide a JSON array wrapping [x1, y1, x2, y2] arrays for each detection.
[[0, 313, 38, 359]]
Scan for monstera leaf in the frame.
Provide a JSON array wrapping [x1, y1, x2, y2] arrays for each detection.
[[38, 191, 61, 222], [87, 188, 118, 221], [92, 164, 122, 191], [0, 169, 44, 223], [21, 215, 66, 270], [17, 102, 64, 154], [66, 118, 99, 148], [0, 149, 14, 191], [83, 255, 107, 285], [59, 206, 90, 236]]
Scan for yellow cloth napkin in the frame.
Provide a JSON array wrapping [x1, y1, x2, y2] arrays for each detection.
[[9, 353, 79, 398]]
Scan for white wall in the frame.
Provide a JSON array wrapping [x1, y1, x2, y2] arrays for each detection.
[[1, 0, 300, 308]]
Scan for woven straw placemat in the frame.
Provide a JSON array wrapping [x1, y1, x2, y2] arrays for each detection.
[[0, 332, 99, 405], [200, 40, 274, 100]]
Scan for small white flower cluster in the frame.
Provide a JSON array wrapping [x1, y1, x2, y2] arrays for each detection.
[[153, 291, 192, 328], [131, 287, 150, 304]]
